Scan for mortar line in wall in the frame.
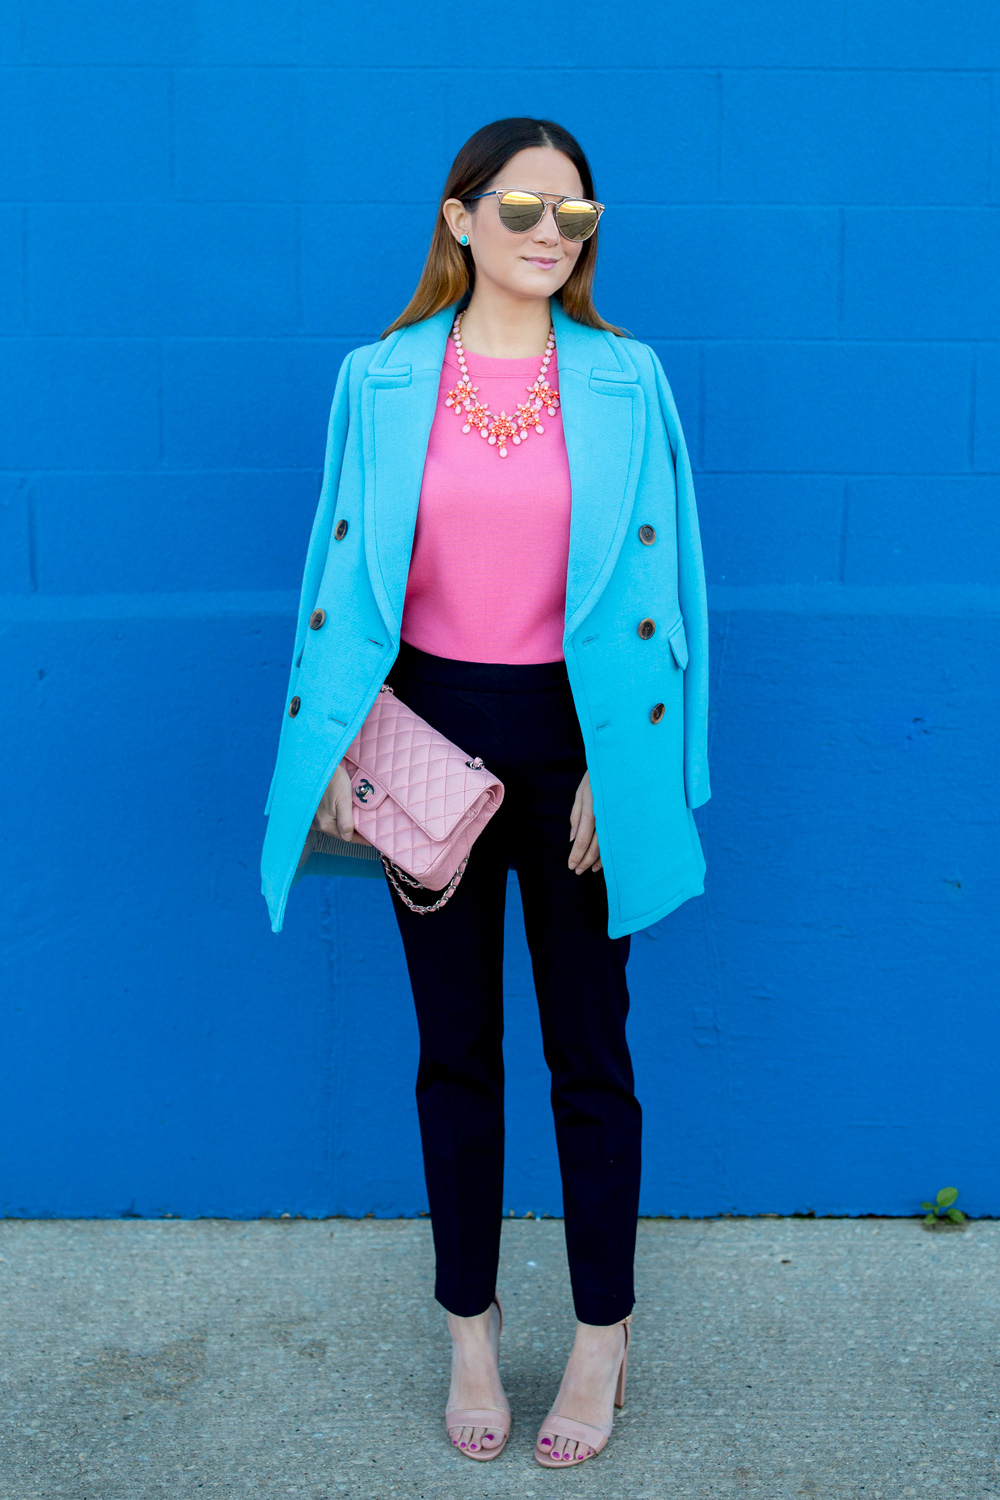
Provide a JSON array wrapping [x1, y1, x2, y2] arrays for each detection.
[[167, 68, 176, 193], [13, 63, 997, 75], [989, 73, 996, 203], [0, 465, 324, 475], [690, 468, 1000, 477], [26, 478, 38, 593], [700, 609, 730, 1201], [441, 69, 454, 180], [293, 204, 303, 332], [836, 207, 845, 339], [837, 478, 850, 583], [697, 342, 706, 468], [714, 71, 723, 198], [19, 205, 28, 330], [156, 338, 164, 467], [320, 884, 347, 1214]]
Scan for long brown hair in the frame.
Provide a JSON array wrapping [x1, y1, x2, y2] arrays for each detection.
[[382, 118, 625, 339]]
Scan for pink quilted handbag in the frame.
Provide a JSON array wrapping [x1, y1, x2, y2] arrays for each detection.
[[339, 684, 504, 912]]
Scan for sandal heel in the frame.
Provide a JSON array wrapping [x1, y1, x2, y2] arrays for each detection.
[[614, 1315, 631, 1409]]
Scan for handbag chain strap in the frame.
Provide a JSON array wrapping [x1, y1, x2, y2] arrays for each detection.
[[381, 855, 469, 914]]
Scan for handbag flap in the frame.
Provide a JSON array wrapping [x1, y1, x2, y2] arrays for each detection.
[[341, 759, 389, 811], [345, 689, 496, 842]]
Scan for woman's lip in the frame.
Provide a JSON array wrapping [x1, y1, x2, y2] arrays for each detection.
[[524, 256, 558, 267]]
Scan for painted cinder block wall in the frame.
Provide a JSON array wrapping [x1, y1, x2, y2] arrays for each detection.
[[2, 2, 998, 1219]]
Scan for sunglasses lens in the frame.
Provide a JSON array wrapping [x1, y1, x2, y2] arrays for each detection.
[[555, 200, 600, 241], [497, 191, 546, 232]]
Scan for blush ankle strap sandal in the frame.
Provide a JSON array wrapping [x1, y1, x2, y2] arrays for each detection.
[[445, 1295, 511, 1461], [534, 1314, 631, 1467]]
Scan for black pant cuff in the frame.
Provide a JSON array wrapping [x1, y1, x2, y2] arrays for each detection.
[[572, 1289, 635, 1326], [435, 1285, 497, 1318]]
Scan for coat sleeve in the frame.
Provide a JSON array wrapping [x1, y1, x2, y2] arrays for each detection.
[[648, 346, 711, 809], [264, 347, 356, 817]]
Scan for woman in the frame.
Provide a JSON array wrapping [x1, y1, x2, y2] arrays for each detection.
[[261, 117, 710, 1466]]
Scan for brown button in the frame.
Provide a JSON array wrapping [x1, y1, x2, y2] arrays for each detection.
[[638, 524, 657, 545], [309, 608, 326, 630], [288, 696, 301, 717], [650, 702, 665, 724], [638, 617, 656, 639], [334, 519, 349, 541]]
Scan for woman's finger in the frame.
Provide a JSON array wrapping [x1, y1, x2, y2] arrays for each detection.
[[573, 830, 601, 874], [568, 810, 595, 869], [336, 799, 355, 841]]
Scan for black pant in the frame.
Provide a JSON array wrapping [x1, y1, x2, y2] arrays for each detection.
[[384, 641, 641, 1327]]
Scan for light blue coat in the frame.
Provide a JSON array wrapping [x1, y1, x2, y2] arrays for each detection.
[[261, 300, 710, 938]]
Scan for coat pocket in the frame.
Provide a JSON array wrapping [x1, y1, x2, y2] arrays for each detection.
[[667, 617, 689, 670]]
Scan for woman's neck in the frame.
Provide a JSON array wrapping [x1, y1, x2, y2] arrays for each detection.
[[457, 287, 553, 359]]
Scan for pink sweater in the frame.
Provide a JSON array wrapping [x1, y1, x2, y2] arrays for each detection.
[[400, 339, 572, 664]]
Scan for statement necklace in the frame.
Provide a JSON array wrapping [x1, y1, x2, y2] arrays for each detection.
[[443, 313, 560, 458]]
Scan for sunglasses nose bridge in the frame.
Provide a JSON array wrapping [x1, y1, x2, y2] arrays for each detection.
[[533, 199, 562, 236]]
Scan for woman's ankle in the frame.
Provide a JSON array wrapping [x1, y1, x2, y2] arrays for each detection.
[[447, 1304, 498, 1341]]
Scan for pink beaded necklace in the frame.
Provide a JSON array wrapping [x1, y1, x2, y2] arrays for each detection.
[[443, 312, 561, 459]]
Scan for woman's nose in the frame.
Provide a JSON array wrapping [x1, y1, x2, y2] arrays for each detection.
[[531, 205, 562, 242]]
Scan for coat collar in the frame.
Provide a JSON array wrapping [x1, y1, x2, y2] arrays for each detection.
[[359, 299, 644, 643]]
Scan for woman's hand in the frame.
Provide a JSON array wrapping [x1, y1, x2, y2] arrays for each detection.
[[312, 762, 371, 845], [568, 769, 602, 875]]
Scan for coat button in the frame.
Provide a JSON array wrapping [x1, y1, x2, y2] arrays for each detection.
[[650, 702, 665, 724], [638, 524, 657, 545], [288, 696, 301, 717], [309, 608, 326, 630], [638, 617, 656, 639], [334, 519, 349, 541]]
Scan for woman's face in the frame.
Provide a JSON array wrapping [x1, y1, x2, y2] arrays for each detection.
[[445, 146, 588, 303]]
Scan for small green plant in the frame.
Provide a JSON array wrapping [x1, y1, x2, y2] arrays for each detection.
[[922, 1186, 966, 1225]]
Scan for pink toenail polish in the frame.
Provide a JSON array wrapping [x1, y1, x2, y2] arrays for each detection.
[[460, 1441, 467, 1447], [540, 1437, 552, 1446], [485, 1433, 493, 1441], [470, 1444, 478, 1450]]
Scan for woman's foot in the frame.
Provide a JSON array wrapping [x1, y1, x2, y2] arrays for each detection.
[[445, 1299, 510, 1456], [535, 1317, 629, 1463]]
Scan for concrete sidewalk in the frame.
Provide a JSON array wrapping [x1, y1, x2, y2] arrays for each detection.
[[1, 1217, 997, 1499]]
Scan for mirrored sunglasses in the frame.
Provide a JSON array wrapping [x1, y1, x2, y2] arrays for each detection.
[[467, 189, 605, 242]]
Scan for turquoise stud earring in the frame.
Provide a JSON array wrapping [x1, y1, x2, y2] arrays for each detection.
[[459, 234, 469, 246]]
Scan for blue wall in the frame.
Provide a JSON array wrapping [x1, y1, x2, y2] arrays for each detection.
[[2, 2, 998, 1219]]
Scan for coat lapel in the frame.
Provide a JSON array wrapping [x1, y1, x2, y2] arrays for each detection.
[[360, 299, 644, 645], [360, 306, 454, 638], [550, 300, 645, 638]]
